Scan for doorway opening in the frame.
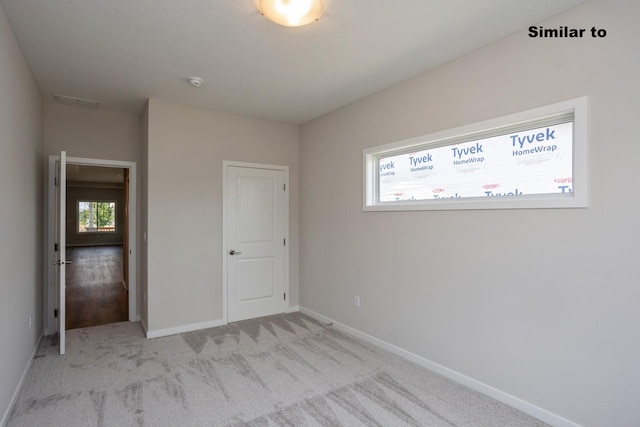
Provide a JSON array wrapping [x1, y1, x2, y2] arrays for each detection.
[[65, 166, 128, 329], [46, 155, 137, 338]]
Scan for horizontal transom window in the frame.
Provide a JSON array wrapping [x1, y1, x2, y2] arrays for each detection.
[[363, 97, 587, 211]]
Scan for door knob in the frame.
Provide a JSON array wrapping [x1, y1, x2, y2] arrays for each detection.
[[229, 250, 242, 255]]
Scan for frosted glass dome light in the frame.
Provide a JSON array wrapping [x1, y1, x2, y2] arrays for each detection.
[[259, 0, 324, 27]]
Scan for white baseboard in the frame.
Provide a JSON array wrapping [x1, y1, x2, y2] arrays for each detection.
[[2, 333, 43, 427], [299, 307, 581, 427], [145, 319, 225, 339], [286, 305, 299, 313], [66, 242, 124, 248]]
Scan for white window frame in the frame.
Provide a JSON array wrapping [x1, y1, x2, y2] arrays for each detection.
[[363, 97, 587, 211]]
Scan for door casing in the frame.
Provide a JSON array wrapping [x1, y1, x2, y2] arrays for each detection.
[[222, 161, 289, 324], [45, 155, 138, 336]]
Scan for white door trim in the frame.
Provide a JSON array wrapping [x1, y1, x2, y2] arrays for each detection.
[[45, 155, 138, 335], [222, 161, 289, 324]]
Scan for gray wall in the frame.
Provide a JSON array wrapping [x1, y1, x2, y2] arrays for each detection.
[[65, 184, 125, 247], [145, 99, 300, 333], [0, 4, 43, 423], [299, 0, 639, 426], [44, 102, 142, 162]]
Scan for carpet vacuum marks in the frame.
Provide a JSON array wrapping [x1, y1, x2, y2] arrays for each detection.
[[8, 313, 548, 426]]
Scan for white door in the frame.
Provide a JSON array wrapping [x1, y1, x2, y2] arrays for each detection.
[[227, 165, 288, 322], [54, 151, 67, 355]]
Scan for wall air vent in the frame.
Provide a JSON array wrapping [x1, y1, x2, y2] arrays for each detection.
[[53, 94, 100, 108]]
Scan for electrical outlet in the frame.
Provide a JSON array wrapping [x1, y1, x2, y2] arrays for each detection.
[[354, 295, 360, 308]]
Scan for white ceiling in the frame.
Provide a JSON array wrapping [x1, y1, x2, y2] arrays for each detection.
[[1, 0, 584, 124]]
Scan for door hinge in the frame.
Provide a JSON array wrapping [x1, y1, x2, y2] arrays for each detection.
[[283, 183, 286, 191], [54, 243, 58, 252], [284, 293, 286, 300], [54, 177, 57, 186], [54, 309, 58, 318], [283, 238, 286, 246]]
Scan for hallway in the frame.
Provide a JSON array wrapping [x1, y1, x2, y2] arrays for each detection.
[[65, 246, 128, 330]]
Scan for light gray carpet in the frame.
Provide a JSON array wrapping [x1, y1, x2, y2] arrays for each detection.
[[8, 313, 548, 426]]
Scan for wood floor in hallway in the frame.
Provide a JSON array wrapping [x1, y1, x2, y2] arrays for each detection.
[[65, 245, 128, 330]]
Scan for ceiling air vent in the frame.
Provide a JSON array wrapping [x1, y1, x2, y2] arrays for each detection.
[[53, 94, 100, 108]]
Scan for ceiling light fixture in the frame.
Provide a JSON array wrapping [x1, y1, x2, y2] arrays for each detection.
[[258, 0, 324, 27]]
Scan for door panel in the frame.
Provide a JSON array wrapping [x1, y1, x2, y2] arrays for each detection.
[[238, 177, 275, 243], [56, 151, 67, 355], [227, 166, 286, 322], [237, 258, 275, 301]]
